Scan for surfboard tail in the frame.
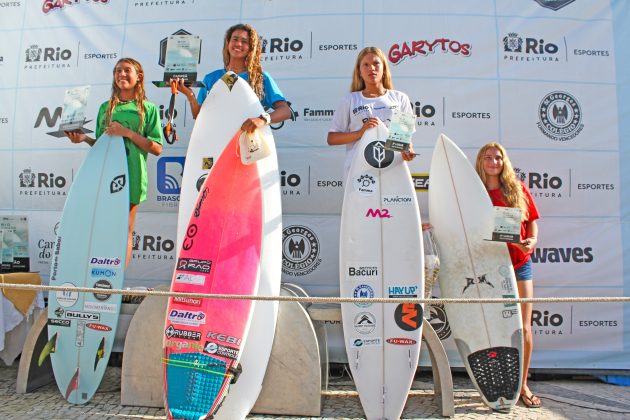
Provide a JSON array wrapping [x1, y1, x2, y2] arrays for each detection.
[[38, 332, 58, 366], [165, 352, 234, 419], [467, 346, 520, 409]]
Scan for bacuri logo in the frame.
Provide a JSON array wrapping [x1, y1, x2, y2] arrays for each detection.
[[132, 231, 175, 261], [18, 168, 68, 197], [389, 38, 471, 65], [348, 266, 378, 277], [503, 32, 560, 62], [531, 246, 593, 263]]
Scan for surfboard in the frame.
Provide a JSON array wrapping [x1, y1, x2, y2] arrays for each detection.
[[46, 134, 128, 404], [339, 121, 424, 420], [165, 73, 282, 420], [428, 133, 523, 411]]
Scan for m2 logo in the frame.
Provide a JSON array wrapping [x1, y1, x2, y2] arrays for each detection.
[[365, 208, 391, 218]]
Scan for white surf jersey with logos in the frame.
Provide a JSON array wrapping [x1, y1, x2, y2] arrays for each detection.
[[329, 89, 414, 177]]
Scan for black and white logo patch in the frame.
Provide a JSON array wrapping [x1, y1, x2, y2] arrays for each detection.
[[282, 225, 322, 276], [353, 312, 376, 334], [110, 174, 126, 193], [537, 91, 584, 142], [164, 325, 201, 341], [364, 141, 394, 169], [93, 279, 112, 301]]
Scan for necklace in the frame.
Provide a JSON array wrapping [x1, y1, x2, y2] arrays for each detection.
[[227, 66, 247, 74], [362, 89, 386, 98]]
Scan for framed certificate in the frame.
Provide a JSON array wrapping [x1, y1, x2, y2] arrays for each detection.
[[491, 206, 522, 243], [385, 109, 415, 152]]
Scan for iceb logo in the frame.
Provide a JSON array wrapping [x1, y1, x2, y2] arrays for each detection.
[[157, 156, 185, 194]]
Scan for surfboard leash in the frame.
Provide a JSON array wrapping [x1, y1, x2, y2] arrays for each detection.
[[163, 81, 178, 144]]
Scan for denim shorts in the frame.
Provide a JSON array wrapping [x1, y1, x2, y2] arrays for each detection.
[[515, 259, 533, 281]]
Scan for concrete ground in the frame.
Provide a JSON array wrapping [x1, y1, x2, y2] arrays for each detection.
[[1, 363, 629, 419]]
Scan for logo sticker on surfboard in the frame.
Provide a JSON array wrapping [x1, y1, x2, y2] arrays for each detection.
[[353, 284, 374, 308], [55, 282, 78, 307], [364, 141, 394, 169], [353, 173, 377, 196], [354, 312, 376, 334], [109, 174, 126, 193], [352, 337, 382, 347], [394, 303, 423, 331]]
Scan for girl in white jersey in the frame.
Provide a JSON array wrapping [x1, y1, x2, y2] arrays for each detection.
[[328, 47, 416, 177]]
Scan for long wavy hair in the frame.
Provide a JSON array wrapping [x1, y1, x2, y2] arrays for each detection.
[[105, 58, 146, 132], [475, 142, 529, 220], [222, 23, 264, 100], [350, 47, 393, 92]]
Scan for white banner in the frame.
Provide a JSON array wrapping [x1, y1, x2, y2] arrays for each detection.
[[1, 0, 627, 370]]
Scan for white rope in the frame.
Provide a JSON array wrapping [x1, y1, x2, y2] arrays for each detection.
[[1, 283, 629, 305]]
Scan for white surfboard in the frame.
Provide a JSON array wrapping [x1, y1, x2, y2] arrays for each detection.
[[340, 121, 424, 420], [176, 73, 282, 420], [428, 134, 523, 411]]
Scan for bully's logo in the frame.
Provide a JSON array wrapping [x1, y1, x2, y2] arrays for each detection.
[[462, 274, 494, 293]]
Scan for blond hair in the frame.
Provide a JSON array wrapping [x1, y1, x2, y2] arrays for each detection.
[[223, 23, 264, 100], [350, 47, 393, 92], [475, 142, 529, 220], [106, 58, 146, 132]]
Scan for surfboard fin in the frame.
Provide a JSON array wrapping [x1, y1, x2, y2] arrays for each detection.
[[65, 367, 79, 400], [38, 332, 58, 366], [228, 363, 242, 384], [94, 337, 106, 371]]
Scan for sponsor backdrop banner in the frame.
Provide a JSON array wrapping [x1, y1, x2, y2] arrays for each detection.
[[0, 0, 628, 369]]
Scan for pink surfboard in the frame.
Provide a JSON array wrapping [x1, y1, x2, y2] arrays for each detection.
[[163, 131, 263, 419]]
